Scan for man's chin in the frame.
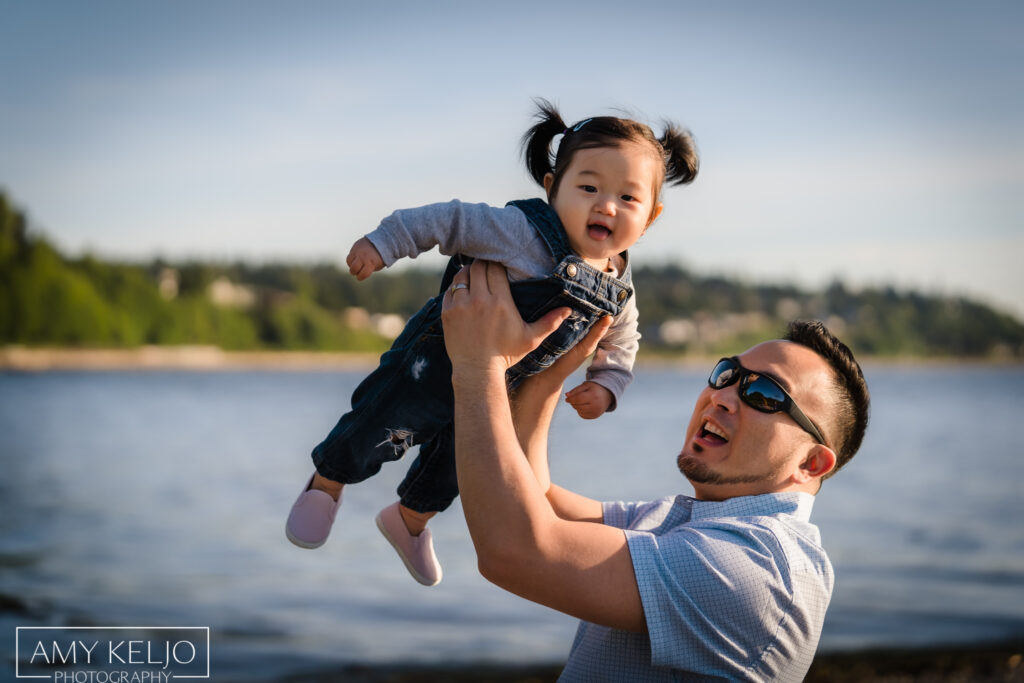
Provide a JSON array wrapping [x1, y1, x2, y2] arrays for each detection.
[[677, 453, 719, 484], [678, 452, 784, 490]]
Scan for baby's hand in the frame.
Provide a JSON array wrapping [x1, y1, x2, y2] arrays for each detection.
[[565, 381, 614, 420], [346, 237, 385, 281]]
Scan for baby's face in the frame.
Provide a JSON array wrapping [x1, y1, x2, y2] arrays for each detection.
[[547, 141, 663, 270]]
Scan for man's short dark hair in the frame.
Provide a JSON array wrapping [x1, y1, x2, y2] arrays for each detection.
[[784, 320, 870, 477]]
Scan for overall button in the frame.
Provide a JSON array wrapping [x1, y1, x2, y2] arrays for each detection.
[[565, 264, 578, 278], [617, 290, 627, 302]]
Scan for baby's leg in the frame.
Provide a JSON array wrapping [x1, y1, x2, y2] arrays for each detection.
[[291, 312, 453, 552], [395, 425, 459, 523], [374, 428, 455, 586]]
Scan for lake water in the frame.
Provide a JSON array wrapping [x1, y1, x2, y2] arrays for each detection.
[[2, 363, 1023, 680]]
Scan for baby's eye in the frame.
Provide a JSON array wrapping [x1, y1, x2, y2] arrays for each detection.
[[621, 194, 637, 202], [580, 185, 597, 193]]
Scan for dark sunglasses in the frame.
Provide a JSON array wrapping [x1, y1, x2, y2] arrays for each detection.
[[708, 357, 828, 446]]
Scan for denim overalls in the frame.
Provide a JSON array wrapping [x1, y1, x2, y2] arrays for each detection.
[[311, 198, 634, 513]]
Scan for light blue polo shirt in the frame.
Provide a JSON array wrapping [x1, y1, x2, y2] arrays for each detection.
[[559, 492, 833, 682]]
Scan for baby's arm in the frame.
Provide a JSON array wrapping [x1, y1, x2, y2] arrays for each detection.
[[346, 237, 385, 281], [347, 201, 497, 282], [359, 200, 538, 276]]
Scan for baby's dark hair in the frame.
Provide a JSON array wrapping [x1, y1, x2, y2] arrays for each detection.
[[521, 98, 699, 216]]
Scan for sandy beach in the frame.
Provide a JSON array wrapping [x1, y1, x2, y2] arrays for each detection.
[[4, 345, 1020, 373], [0, 345, 382, 371], [271, 641, 1024, 682]]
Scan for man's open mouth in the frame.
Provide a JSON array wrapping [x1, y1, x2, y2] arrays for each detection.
[[700, 420, 729, 444]]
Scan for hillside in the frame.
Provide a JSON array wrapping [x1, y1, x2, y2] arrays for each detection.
[[2, 192, 1021, 359]]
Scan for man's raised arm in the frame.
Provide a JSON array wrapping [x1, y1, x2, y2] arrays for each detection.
[[441, 260, 644, 632]]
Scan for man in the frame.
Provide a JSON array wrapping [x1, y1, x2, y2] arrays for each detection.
[[441, 260, 870, 682]]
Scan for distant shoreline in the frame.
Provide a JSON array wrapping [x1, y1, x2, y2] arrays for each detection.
[[2, 345, 1022, 372], [0, 345, 383, 371]]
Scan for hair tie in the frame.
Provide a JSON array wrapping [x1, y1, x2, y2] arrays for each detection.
[[564, 118, 593, 135]]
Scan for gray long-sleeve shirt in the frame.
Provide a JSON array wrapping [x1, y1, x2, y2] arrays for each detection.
[[364, 199, 640, 406]]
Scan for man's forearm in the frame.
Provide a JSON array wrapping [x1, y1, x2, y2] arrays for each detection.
[[452, 365, 553, 572], [510, 375, 564, 493], [451, 363, 642, 630]]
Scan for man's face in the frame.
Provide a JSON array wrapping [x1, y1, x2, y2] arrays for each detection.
[[677, 340, 836, 500]]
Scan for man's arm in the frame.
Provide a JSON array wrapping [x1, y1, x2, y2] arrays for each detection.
[[443, 260, 645, 632]]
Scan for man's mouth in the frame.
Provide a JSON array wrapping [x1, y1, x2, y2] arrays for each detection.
[[698, 419, 729, 445], [587, 224, 611, 241]]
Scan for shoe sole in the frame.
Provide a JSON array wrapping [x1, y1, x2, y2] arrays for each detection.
[[375, 513, 442, 587], [286, 526, 326, 550]]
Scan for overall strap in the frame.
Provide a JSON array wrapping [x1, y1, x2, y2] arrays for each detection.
[[505, 198, 571, 261]]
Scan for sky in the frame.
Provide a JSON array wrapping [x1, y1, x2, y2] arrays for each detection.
[[3, 1, 1022, 318]]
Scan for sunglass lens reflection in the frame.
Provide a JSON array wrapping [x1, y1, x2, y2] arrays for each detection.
[[710, 361, 737, 388], [742, 376, 787, 412]]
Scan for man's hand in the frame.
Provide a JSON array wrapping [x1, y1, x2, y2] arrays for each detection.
[[518, 315, 613, 394], [441, 260, 570, 377], [565, 381, 614, 419], [346, 237, 385, 281]]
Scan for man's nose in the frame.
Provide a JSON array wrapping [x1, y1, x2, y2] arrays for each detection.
[[708, 383, 740, 413]]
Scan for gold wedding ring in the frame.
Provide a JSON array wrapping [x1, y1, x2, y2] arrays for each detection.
[[448, 282, 468, 295]]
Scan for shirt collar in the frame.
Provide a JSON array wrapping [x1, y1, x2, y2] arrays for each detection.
[[686, 491, 816, 522]]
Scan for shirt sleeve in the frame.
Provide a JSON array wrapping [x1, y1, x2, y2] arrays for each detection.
[[624, 522, 794, 674], [585, 294, 639, 410], [364, 199, 537, 267], [601, 499, 637, 528]]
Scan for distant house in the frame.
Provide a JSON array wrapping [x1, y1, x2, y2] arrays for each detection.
[[208, 277, 256, 308], [158, 268, 179, 300]]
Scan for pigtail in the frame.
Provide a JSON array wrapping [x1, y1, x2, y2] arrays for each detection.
[[659, 123, 700, 186], [520, 98, 567, 187]]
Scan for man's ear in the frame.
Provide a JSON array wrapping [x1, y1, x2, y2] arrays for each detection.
[[797, 445, 836, 483]]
